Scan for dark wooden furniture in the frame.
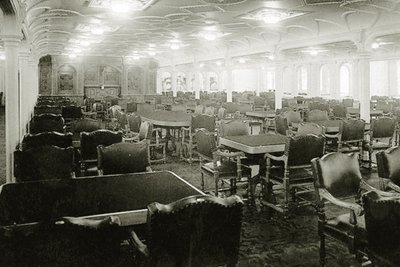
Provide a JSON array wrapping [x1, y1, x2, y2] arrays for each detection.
[[306, 109, 329, 122], [376, 146, 400, 192], [29, 114, 65, 134], [130, 195, 243, 267], [263, 134, 325, 217], [275, 115, 290, 136], [97, 141, 151, 175], [71, 118, 102, 142], [79, 129, 123, 175], [34, 105, 62, 115], [21, 131, 72, 150], [14, 145, 75, 182], [295, 122, 324, 136], [219, 120, 249, 137]]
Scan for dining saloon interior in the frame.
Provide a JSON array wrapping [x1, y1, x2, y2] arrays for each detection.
[[4, 0, 400, 266]]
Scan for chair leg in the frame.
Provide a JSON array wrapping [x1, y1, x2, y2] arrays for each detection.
[[214, 173, 219, 197], [201, 172, 205, 191], [163, 143, 166, 164], [283, 170, 290, 218]]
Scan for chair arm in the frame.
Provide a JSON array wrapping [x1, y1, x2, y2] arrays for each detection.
[[264, 152, 286, 162], [213, 149, 244, 159], [360, 179, 400, 197], [129, 230, 148, 257], [387, 181, 400, 193], [319, 189, 363, 216]]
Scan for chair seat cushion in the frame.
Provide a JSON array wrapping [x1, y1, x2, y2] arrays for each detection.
[[201, 161, 251, 178], [268, 167, 313, 184]]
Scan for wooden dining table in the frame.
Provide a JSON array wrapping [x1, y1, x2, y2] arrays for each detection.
[[292, 120, 371, 134]]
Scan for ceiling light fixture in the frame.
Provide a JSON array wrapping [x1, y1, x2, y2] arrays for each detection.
[[170, 44, 180, 50], [238, 58, 246, 64], [69, 54, 77, 59], [262, 13, 282, 24], [309, 50, 319, 56], [73, 48, 82, 53], [80, 40, 91, 47], [111, 1, 132, 13], [199, 63, 205, 68], [91, 26, 104, 35], [242, 8, 307, 25], [268, 55, 275, 60], [148, 51, 156, 56], [0, 53, 5, 60], [371, 42, 380, 49], [216, 61, 222, 66]]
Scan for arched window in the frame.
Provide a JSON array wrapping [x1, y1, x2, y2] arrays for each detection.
[[340, 64, 351, 97], [297, 66, 307, 93], [320, 65, 330, 95]]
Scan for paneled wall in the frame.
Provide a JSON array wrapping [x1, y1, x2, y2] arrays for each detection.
[[39, 55, 158, 102]]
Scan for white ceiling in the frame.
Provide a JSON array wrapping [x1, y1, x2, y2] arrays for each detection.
[[9, 0, 400, 64]]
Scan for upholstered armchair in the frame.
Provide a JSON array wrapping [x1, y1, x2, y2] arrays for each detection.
[[311, 152, 398, 266], [97, 141, 151, 175], [364, 117, 395, 169], [194, 105, 205, 114], [181, 114, 216, 163], [306, 109, 329, 122], [127, 113, 141, 133], [34, 105, 62, 115], [71, 118, 102, 141], [263, 134, 325, 217], [129, 195, 243, 267], [196, 128, 250, 196], [61, 105, 82, 129], [274, 115, 292, 136], [79, 129, 123, 175], [14, 145, 75, 182], [283, 110, 302, 126], [362, 191, 400, 266], [376, 146, 400, 192], [331, 105, 347, 119], [29, 114, 66, 134], [295, 122, 325, 136], [21, 132, 73, 150]]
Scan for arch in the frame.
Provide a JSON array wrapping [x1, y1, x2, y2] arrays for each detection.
[[340, 63, 351, 97], [297, 66, 308, 94], [57, 64, 76, 93], [320, 65, 330, 95], [176, 71, 186, 92]]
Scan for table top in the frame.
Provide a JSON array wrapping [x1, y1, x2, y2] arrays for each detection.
[[347, 108, 383, 115], [245, 111, 276, 119], [220, 134, 287, 154], [0, 171, 203, 227], [138, 110, 191, 127]]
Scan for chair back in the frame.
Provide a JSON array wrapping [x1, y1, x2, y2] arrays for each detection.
[[342, 98, 354, 108], [80, 130, 123, 161], [286, 134, 325, 167], [127, 113, 141, 132], [311, 152, 361, 198], [37, 100, 55, 106], [339, 119, 365, 142], [109, 105, 122, 118], [295, 122, 324, 136], [306, 109, 329, 122], [219, 120, 249, 137], [192, 114, 215, 132], [275, 115, 289, 136], [97, 141, 149, 175], [332, 105, 347, 118], [204, 106, 216, 116], [21, 132, 73, 150], [30, 114, 65, 134], [147, 195, 243, 267], [115, 110, 128, 129], [194, 105, 205, 114], [14, 145, 74, 182], [61, 105, 82, 120], [363, 191, 400, 254], [217, 107, 226, 120], [283, 110, 302, 125], [370, 117, 395, 139], [138, 121, 154, 141], [71, 118, 101, 136], [195, 128, 216, 160], [126, 102, 137, 113], [376, 146, 400, 185], [34, 105, 62, 115]]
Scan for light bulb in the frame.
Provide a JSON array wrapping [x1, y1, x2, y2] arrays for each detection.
[[371, 42, 380, 49]]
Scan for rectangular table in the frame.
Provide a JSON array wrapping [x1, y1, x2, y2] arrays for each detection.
[[0, 171, 203, 227], [245, 111, 276, 119], [219, 134, 287, 154], [314, 120, 370, 134]]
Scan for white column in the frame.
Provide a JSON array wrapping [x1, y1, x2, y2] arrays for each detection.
[[256, 67, 263, 96], [275, 63, 284, 110], [194, 71, 201, 99], [352, 60, 360, 101], [358, 53, 371, 122], [171, 68, 177, 97], [185, 72, 191, 92], [3, 34, 21, 182], [18, 48, 30, 139], [309, 62, 320, 97], [330, 62, 340, 99], [388, 60, 397, 97], [156, 70, 162, 94]]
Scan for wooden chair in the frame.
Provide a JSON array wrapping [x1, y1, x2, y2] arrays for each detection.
[[34, 105, 62, 115], [97, 141, 151, 175], [127, 113, 141, 133], [194, 105, 205, 114], [71, 118, 102, 141], [30, 114, 65, 134], [79, 129, 123, 175], [181, 114, 216, 163], [129, 195, 243, 267], [376, 146, 400, 192], [275, 115, 290, 136], [263, 134, 325, 217], [283, 110, 302, 126], [204, 106, 216, 116], [364, 117, 395, 169], [14, 145, 75, 182], [217, 107, 227, 120], [61, 105, 82, 122], [311, 152, 396, 266], [126, 102, 137, 113], [21, 132, 73, 150], [306, 109, 329, 122], [197, 128, 250, 196], [295, 122, 324, 136], [219, 120, 249, 138], [331, 105, 347, 119], [362, 191, 400, 266]]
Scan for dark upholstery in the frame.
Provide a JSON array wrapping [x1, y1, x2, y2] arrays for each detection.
[[283, 110, 302, 125], [313, 152, 361, 198], [98, 141, 149, 175], [295, 122, 324, 136], [127, 113, 141, 132], [195, 128, 216, 160], [286, 134, 325, 167], [219, 120, 249, 137], [147, 195, 243, 267], [332, 105, 347, 118], [30, 114, 65, 134], [126, 102, 138, 113], [370, 117, 395, 139], [34, 105, 62, 115], [339, 119, 365, 142], [72, 118, 101, 134], [376, 146, 400, 185], [275, 115, 289, 136], [306, 109, 329, 122], [80, 130, 123, 161], [191, 114, 215, 132], [61, 105, 82, 120], [14, 145, 74, 182], [21, 132, 73, 150]]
